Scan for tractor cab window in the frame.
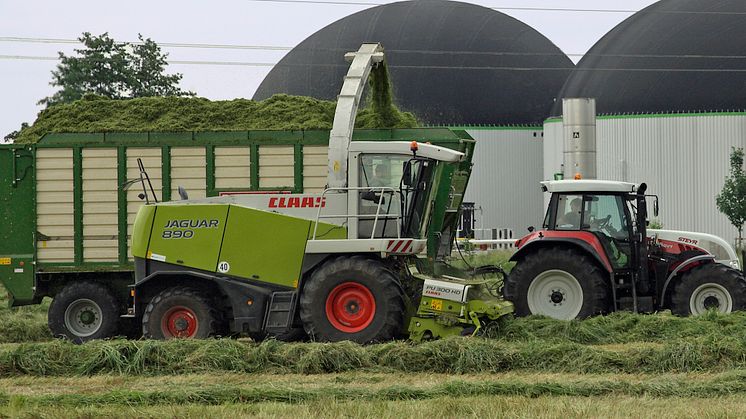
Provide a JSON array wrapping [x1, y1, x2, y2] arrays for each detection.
[[581, 195, 627, 240], [556, 195, 583, 230], [358, 154, 408, 238], [583, 194, 631, 269]]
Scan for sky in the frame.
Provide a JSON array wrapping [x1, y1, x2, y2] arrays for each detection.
[[0, 0, 659, 139]]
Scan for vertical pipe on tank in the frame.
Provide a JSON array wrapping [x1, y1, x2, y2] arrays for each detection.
[[562, 98, 597, 179]]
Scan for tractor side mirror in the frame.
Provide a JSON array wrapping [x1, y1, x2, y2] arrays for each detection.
[[402, 161, 413, 187], [654, 198, 659, 218], [527, 226, 535, 233]]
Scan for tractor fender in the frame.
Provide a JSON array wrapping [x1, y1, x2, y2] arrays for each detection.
[[659, 254, 716, 303], [133, 270, 274, 333], [510, 236, 613, 273]]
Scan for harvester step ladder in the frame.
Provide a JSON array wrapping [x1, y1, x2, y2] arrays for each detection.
[[264, 291, 297, 333]]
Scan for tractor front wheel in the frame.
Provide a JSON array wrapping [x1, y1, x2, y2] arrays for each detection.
[[300, 256, 404, 343], [142, 288, 222, 339], [48, 282, 120, 344], [671, 263, 746, 316], [503, 247, 609, 320]]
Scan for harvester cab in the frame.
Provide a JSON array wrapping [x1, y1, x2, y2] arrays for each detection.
[[127, 43, 513, 343], [504, 179, 746, 320]]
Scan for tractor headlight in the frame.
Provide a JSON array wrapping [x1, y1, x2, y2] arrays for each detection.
[[728, 259, 740, 270]]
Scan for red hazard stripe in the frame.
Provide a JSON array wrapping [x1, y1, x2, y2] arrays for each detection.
[[401, 240, 413, 253], [391, 240, 405, 253]]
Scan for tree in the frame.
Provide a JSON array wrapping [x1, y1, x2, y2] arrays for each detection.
[[39, 32, 193, 107], [716, 147, 746, 248]]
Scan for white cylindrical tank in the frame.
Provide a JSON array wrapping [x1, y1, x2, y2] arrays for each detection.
[[562, 98, 597, 179]]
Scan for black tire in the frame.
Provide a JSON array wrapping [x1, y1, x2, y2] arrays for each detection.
[[503, 247, 609, 319], [48, 282, 120, 344], [142, 287, 222, 339], [670, 263, 746, 316], [300, 256, 405, 343]]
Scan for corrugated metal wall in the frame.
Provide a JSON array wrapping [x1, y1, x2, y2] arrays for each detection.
[[544, 114, 746, 246], [464, 129, 545, 237]]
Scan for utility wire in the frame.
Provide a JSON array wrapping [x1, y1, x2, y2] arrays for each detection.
[[8, 37, 746, 61], [244, 0, 639, 13], [4, 54, 746, 72], [243, 0, 746, 15], [0, 36, 293, 51]]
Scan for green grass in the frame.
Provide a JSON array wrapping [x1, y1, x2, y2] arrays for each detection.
[[2, 332, 746, 377], [4, 372, 746, 417]]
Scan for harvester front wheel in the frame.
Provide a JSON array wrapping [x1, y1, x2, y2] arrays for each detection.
[[671, 263, 746, 316], [142, 287, 221, 339], [300, 256, 404, 343], [48, 282, 120, 344], [503, 247, 608, 320]]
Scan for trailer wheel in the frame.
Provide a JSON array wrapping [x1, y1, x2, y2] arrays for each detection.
[[48, 282, 120, 344], [300, 256, 404, 343], [503, 247, 609, 320], [671, 263, 746, 316], [142, 288, 221, 339]]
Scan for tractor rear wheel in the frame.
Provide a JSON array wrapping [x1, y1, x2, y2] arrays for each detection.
[[142, 287, 222, 339], [48, 282, 120, 344], [503, 247, 609, 320], [300, 256, 405, 343], [670, 263, 746, 316]]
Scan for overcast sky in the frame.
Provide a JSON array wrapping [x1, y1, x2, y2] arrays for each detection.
[[0, 0, 659, 138]]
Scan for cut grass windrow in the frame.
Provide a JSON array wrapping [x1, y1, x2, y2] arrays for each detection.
[[5, 371, 746, 407], [1, 335, 746, 377]]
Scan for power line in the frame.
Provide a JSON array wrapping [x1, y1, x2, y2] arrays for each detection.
[[0, 36, 293, 51], [8, 38, 746, 61], [10, 36, 746, 60], [5, 54, 746, 72], [244, 0, 639, 13], [244, 0, 746, 15]]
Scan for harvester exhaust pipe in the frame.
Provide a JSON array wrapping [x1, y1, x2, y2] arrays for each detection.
[[562, 98, 597, 180], [327, 43, 385, 189]]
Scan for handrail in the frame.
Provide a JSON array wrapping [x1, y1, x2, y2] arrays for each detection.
[[312, 186, 402, 240]]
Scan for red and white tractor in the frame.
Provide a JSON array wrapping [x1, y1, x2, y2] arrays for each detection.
[[503, 180, 745, 319]]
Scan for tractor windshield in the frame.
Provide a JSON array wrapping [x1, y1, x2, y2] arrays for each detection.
[[555, 194, 628, 240], [358, 154, 435, 239], [554, 193, 632, 268]]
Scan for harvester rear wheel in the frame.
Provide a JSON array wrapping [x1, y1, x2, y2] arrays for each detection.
[[48, 281, 120, 344], [142, 287, 221, 339], [503, 247, 608, 320], [300, 256, 404, 343], [671, 263, 746, 316]]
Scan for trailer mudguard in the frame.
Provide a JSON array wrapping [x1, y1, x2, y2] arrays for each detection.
[[133, 269, 273, 334]]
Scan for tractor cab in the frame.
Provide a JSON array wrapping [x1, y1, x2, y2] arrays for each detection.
[[541, 180, 644, 272], [505, 179, 746, 320]]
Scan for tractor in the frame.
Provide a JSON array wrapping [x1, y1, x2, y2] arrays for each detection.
[[503, 179, 746, 319], [124, 44, 512, 343]]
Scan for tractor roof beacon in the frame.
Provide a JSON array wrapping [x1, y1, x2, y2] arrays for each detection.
[[504, 179, 746, 320], [127, 43, 513, 343]]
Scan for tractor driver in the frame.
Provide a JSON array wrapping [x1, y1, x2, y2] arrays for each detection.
[[370, 164, 389, 187], [558, 198, 582, 229]]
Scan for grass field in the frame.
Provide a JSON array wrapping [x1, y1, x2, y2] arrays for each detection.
[[4, 255, 746, 417]]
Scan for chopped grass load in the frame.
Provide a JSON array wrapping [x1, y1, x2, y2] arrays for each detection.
[[13, 90, 417, 144]]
